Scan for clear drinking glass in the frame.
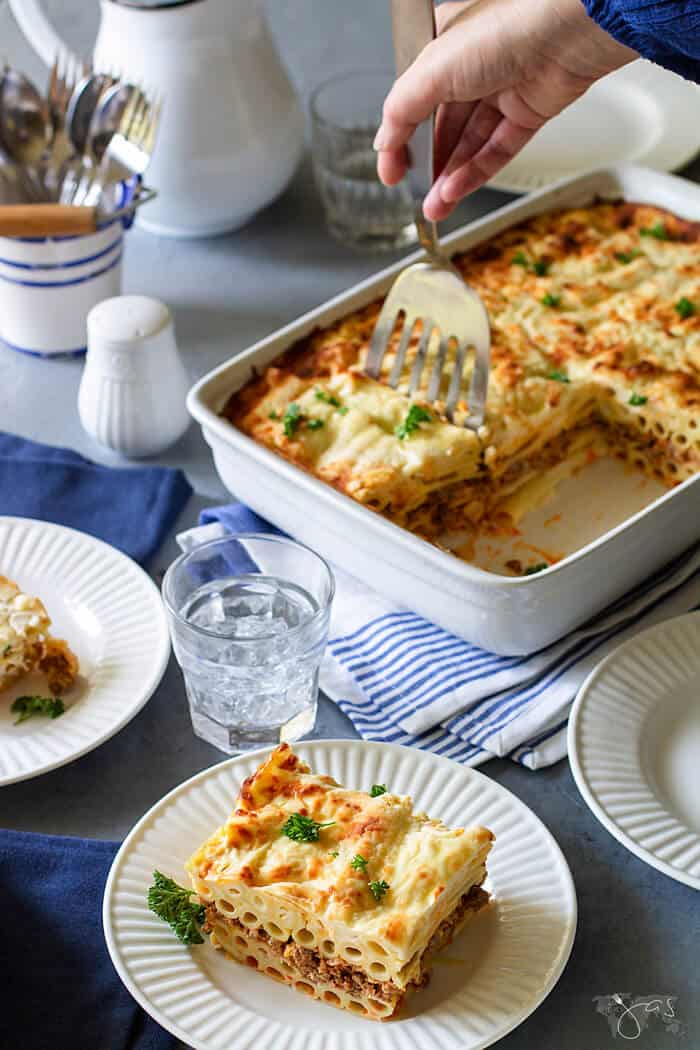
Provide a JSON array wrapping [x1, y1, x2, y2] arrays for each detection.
[[310, 70, 417, 252], [162, 534, 335, 754]]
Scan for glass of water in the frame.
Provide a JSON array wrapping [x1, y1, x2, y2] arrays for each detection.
[[162, 534, 335, 754], [310, 70, 417, 252]]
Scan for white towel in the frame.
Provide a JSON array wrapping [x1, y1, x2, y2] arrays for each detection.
[[178, 504, 700, 769]]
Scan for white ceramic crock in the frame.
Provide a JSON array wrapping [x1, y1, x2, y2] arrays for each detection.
[[10, 0, 306, 238], [0, 223, 123, 357]]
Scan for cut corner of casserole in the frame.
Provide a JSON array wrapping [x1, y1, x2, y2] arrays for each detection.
[[186, 743, 494, 1020]]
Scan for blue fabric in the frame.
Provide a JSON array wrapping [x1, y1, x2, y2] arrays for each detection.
[[0, 830, 176, 1050], [585, 0, 700, 81], [0, 432, 192, 565]]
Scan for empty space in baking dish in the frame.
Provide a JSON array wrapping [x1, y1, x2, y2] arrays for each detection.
[[466, 457, 668, 575]]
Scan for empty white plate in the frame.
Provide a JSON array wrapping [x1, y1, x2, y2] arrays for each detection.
[[0, 517, 170, 786], [104, 739, 577, 1050], [569, 612, 700, 890], [490, 61, 700, 194]]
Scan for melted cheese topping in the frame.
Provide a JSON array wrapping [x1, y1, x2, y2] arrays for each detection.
[[224, 202, 700, 555], [0, 576, 51, 691], [187, 744, 493, 985]]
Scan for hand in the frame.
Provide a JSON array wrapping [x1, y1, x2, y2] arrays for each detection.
[[375, 0, 637, 219]]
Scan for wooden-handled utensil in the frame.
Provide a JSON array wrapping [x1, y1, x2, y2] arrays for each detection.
[[0, 188, 156, 237], [0, 203, 103, 236]]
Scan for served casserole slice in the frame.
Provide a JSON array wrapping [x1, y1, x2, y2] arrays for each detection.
[[0, 575, 79, 695], [186, 743, 494, 1020]]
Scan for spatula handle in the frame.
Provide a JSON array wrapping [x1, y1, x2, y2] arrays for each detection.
[[390, 0, 436, 202], [0, 205, 98, 238]]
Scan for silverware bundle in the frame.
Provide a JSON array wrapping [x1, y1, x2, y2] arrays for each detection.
[[0, 52, 160, 235]]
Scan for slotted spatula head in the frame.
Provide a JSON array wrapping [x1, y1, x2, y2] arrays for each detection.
[[365, 0, 491, 430]]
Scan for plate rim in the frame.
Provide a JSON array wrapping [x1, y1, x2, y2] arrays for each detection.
[[103, 738, 578, 1050], [488, 62, 700, 194], [0, 515, 171, 786], [568, 610, 700, 891]]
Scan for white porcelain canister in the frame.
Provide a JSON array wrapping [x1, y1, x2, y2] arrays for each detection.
[[10, 0, 305, 237], [79, 295, 191, 458]]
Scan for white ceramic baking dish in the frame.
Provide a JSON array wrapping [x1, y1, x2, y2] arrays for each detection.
[[188, 166, 700, 655]]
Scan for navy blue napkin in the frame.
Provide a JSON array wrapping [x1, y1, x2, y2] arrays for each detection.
[[0, 432, 192, 564], [0, 830, 176, 1050]]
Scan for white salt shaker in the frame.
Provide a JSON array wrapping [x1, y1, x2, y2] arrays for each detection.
[[78, 296, 191, 458]]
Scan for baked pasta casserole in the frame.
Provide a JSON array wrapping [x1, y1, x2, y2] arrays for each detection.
[[223, 202, 700, 560], [187, 744, 494, 1020]]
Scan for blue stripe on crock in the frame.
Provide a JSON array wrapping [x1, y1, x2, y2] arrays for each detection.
[[0, 250, 122, 288], [0, 337, 86, 358], [0, 237, 123, 271]]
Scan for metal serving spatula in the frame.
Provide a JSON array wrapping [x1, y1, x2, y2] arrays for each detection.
[[365, 0, 491, 429]]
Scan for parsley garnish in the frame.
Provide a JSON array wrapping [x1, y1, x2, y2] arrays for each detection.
[[523, 563, 548, 576], [351, 854, 369, 872], [542, 293, 560, 308], [2, 644, 11, 657], [315, 389, 341, 408], [547, 370, 570, 383], [268, 410, 278, 420], [11, 695, 64, 725], [281, 813, 335, 843], [306, 418, 325, 431], [338, 405, 349, 415], [369, 784, 387, 797], [147, 871, 205, 946], [629, 392, 648, 406], [640, 222, 668, 241], [512, 251, 549, 276], [615, 249, 642, 264], [675, 297, 695, 319], [329, 849, 339, 858], [395, 404, 431, 440], [368, 880, 390, 902], [283, 403, 304, 438]]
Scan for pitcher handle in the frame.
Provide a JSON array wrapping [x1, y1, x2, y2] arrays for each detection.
[[8, 0, 69, 67]]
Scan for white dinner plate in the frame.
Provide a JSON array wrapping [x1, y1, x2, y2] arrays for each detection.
[[490, 61, 700, 194], [569, 612, 700, 891], [104, 739, 577, 1050], [0, 517, 170, 786]]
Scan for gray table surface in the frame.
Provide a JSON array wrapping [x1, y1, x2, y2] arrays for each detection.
[[1, 3, 698, 1049]]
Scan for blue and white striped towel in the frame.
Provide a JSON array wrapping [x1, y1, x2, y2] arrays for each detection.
[[178, 503, 700, 770]]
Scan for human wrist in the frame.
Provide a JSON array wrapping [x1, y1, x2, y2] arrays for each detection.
[[549, 0, 639, 77]]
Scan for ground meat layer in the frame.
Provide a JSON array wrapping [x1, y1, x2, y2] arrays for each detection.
[[203, 883, 490, 1015]]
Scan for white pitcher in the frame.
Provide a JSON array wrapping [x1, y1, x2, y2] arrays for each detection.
[[10, 0, 305, 238]]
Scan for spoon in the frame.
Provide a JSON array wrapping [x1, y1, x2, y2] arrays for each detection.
[[71, 81, 137, 205], [59, 71, 114, 203], [67, 71, 114, 156], [0, 66, 51, 167]]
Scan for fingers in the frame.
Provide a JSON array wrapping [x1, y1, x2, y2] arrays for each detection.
[[434, 100, 475, 177], [377, 146, 409, 187], [424, 115, 538, 218]]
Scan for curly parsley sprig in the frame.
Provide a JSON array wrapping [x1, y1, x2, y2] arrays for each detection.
[[395, 404, 431, 440], [11, 695, 64, 725], [368, 880, 390, 902], [147, 871, 205, 946], [281, 813, 335, 843]]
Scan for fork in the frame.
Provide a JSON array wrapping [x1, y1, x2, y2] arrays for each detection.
[[364, 0, 491, 430], [80, 86, 161, 208], [46, 49, 85, 190]]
